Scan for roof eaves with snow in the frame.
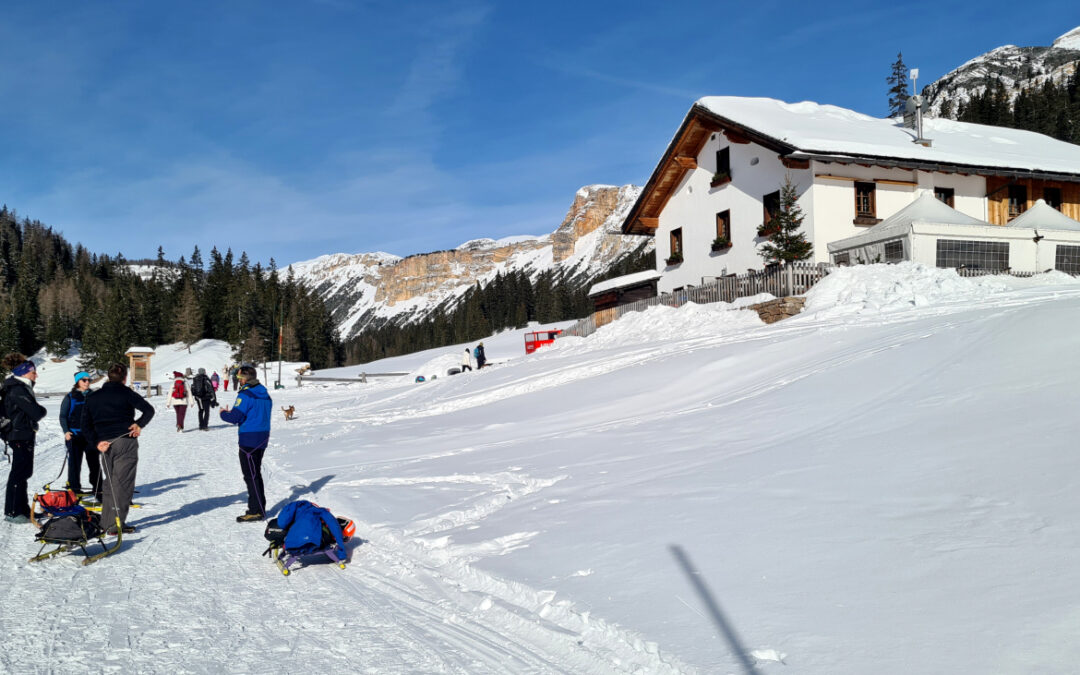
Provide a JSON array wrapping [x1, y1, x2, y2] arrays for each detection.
[[588, 270, 662, 297]]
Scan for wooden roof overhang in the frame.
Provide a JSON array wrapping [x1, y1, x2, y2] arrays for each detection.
[[796, 152, 1080, 184], [621, 105, 796, 235]]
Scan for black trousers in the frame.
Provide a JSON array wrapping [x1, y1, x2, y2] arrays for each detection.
[[196, 397, 212, 429], [5, 439, 35, 518], [67, 435, 101, 496], [239, 445, 267, 516]]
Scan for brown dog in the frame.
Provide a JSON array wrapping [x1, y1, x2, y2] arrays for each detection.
[[281, 406, 295, 421]]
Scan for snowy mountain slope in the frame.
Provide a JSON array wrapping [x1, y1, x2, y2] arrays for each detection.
[[289, 184, 648, 339], [925, 25, 1080, 116], [6, 264, 1080, 672]]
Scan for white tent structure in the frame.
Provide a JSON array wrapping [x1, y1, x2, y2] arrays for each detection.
[[1005, 199, 1080, 232], [827, 194, 1080, 273]]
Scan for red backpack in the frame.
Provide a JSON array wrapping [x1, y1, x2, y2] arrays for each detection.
[[172, 379, 186, 399]]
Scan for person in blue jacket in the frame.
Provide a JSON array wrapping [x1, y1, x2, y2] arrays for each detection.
[[59, 371, 99, 499], [220, 365, 272, 522]]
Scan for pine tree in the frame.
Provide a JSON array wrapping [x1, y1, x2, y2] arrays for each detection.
[[758, 175, 813, 264], [173, 282, 203, 352], [887, 52, 909, 118]]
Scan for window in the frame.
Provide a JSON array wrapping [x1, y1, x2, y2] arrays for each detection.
[[854, 182, 878, 224], [1055, 245, 1080, 275], [1044, 187, 1063, 211], [935, 239, 1009, 271], [715, 210, 731, 241], [884, 240, 904, 263], [834, 253, 851, 266], [762, 191, 780, 233], [1007, 185, 1027, 219], [715, 147, 730, 177], [934, 187, 955, 208], [667, 227, 683, 264]]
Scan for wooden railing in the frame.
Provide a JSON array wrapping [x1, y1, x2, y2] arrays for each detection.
[[561, 263, 836, 339]]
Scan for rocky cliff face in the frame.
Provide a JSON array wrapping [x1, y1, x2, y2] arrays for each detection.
[[289, 184, 648, 339], [924, 26, 1080, 116]]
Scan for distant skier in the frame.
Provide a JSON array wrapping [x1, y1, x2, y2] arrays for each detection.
[[229, 364, 239, 391], [3, 354, 47, 525], [461, 348, 473, 372], [191, 368, 217, 431], [474, 342, 487, 369], [59, 371, 100, 500], [220, 365, 272, 522], [166, 371, 194, 431], [211, 371, 220, 391], [82, 362, 155, 535]]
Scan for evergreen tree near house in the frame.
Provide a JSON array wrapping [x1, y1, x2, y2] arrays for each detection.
[[887, 52, 910, 118], [758, 175, 813, 265]]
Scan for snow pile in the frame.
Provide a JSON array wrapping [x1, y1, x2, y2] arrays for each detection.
[[409, 352, 464, 381], [558, 296, 770, 351], [803, 262, 1080, 317]]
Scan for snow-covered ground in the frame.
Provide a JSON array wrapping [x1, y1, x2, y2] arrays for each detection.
[[5, 263, 1080, 672]]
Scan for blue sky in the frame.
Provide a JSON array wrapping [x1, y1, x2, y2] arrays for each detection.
[[1, 1, 1078, 265]]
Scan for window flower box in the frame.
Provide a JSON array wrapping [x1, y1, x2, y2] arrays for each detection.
[[710, 171, 731, 188], [757, 223, 779, 238], [710, 237, 733, 252], [665, 253, 684, 265]]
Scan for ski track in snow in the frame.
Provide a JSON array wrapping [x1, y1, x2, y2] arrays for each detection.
[[0, 407, 686, 673]]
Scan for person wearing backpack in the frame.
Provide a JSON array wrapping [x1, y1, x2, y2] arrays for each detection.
[[474, 342, 487, 369], [220, 365, 272, 522], [3, 353, 47, 525], [166, 371, 194, 432], [59, 371, 100, 500], [191, 368, 217, 431]]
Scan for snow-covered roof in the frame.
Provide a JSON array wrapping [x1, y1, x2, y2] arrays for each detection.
[[125, 346, 155, 354], [695, 97, 1080, 176], [1005, 199, 1080, 231], [588, 270, 661, 297]]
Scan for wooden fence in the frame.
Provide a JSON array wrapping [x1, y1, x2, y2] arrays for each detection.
[[561, 263, 836, 339]]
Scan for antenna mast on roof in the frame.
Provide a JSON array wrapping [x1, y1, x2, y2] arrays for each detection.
[[904, 68, 932, 147]]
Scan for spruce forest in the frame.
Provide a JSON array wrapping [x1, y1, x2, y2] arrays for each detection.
[[0, 206, 339, 373], [940, 69, 1080, 143]]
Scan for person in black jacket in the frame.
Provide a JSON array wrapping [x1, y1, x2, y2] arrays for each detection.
[[83, 362, 155, 535], [3, 353, 48, 524], [59, 371, 100, 499], [191, 368, 217, 431]]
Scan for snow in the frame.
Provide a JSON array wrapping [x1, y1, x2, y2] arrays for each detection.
[[587, 270, 661, 296], [1052, 25, 1080, 51], [8, 265, 1080, 671], [696, 96, 1080, 175]]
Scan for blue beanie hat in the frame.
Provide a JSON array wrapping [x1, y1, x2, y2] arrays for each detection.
[[74, 371, 91, 383], [13, 361, 35, 377]]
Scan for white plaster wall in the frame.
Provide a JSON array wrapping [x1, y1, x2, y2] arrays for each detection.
[[809, 164, 989, 264], [913, 171, 987, 220], [655, 135, 810, 293]]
